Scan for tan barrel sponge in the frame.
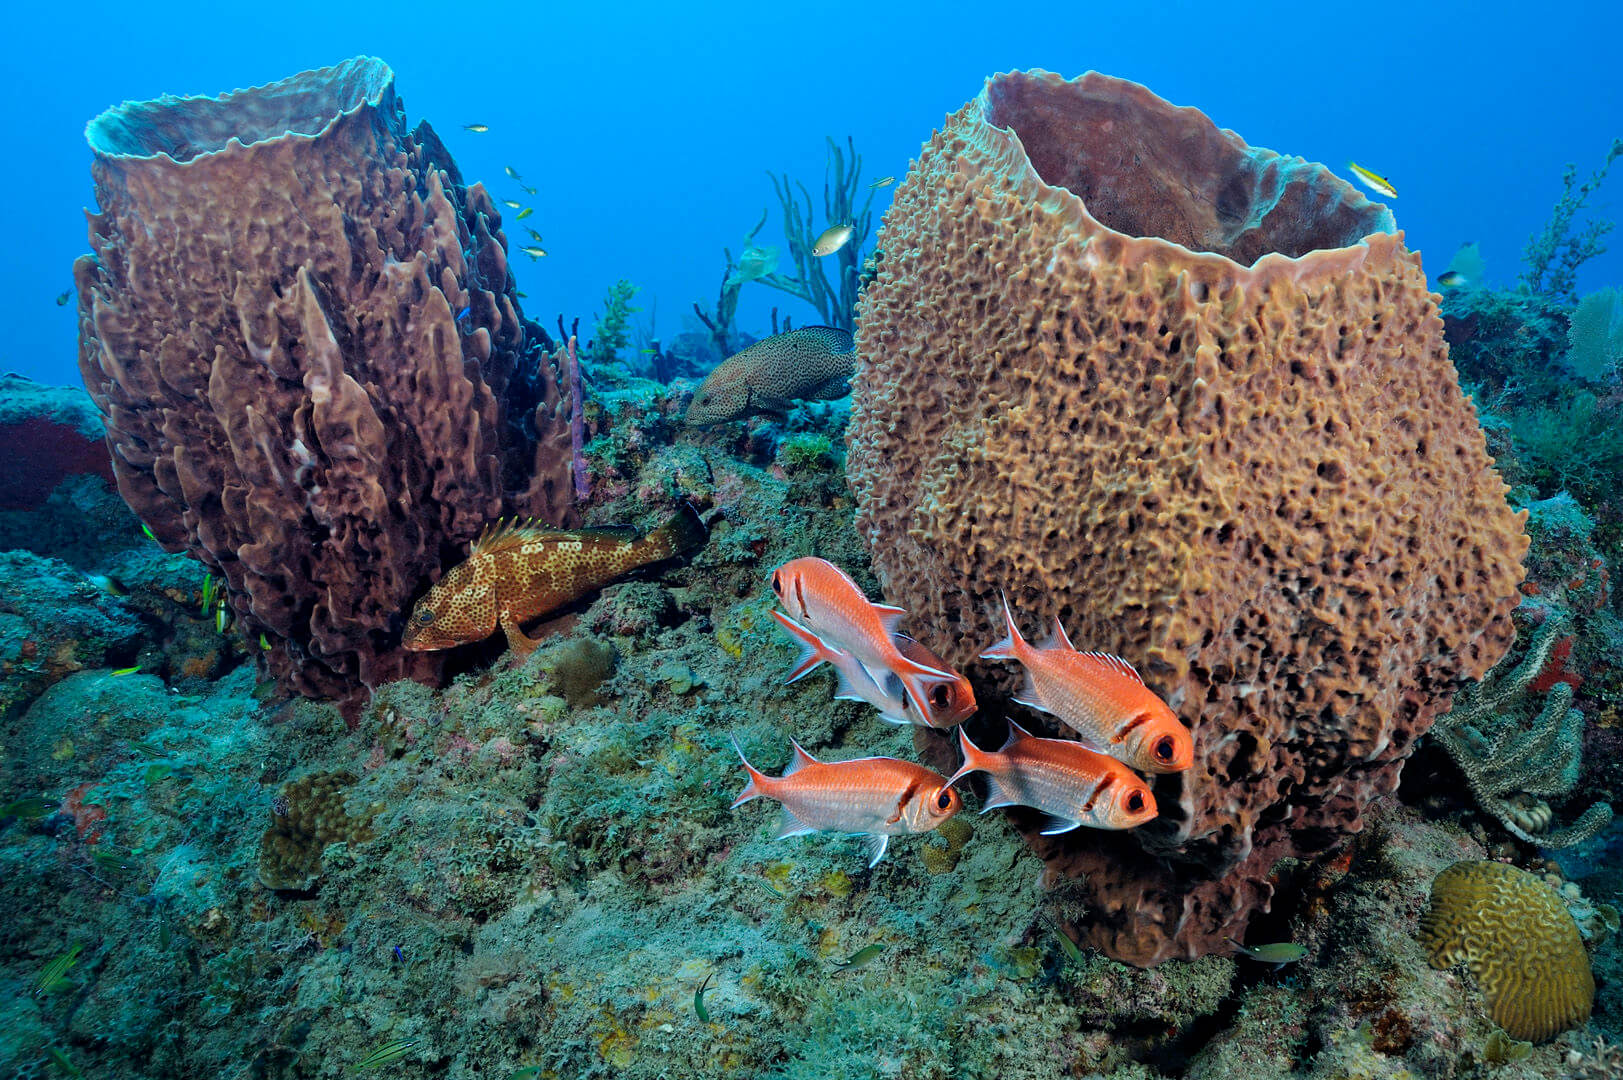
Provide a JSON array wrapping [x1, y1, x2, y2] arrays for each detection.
[[74, 57, 573, 717], [848, 70, 1528, 965]]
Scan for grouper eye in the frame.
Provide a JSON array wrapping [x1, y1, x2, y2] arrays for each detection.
[[937, 790, 953, 811], [417, 609, 434, 624]]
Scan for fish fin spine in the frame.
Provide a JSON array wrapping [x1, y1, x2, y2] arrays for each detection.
[[785, 737, 820, 775], [773, 610, 840, 683], [1000, 718, 1036, 749], [1081, 651, 1145, 684], [1035, 812, 1083, 835]]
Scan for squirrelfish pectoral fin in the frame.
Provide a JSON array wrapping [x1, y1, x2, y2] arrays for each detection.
[[859, 833, 890, 868], [776, 807, 818, 839], [1035, 812, 1084, 836]]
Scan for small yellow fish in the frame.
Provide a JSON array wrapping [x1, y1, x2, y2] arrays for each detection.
[[1226, 937, 1308, 964], [463, 123, 490, 133], [525, 227, 544, 242], [520, 245, 548, 259], [504, 165, 522, 181], [502, 199, 523, 209], [352, 1036, 419, 1071], [812, 223, 855, 257], [830, 943, 886, 970], [110, 666, 141, 677], [1347, 161, 1396, 199], [515, 290, 529, 299], [521, 184, 538, 196], [868, 176, 895, 189], [33, 943, 82, 996], [516, 207, 533, 220], [1437, 270, 1467, 287]]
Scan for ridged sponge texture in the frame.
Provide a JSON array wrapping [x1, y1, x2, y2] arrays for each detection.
[[1419, 861, 1593, 1042], [848, 70, 1528, 965], [74, 57, 573, 717]]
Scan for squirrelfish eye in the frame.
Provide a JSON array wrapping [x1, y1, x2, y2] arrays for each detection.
[[1153, 735, 1176, 762], [936, 790, 953, 811], [770, 573, 783, 595], [417, 609, 434, 624], [929, 684, 951, 710], [1126, 790, 1146, 814]]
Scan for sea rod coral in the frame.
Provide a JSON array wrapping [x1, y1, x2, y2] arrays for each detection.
[[848, 69, 1529, 964], [73, 57, 574, 716]]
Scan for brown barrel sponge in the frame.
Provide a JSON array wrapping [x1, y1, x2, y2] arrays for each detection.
[[848, 70, 1528, 965], [1419, 861, 1593, 1042], [74, 57, 574, 717]]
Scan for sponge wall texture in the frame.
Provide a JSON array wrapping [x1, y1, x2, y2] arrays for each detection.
[[848, 70, 1528, 965], [74, 57, 572, 716]]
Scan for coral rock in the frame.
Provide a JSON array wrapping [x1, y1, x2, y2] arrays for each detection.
[[1419, 860, 1593, 1042], [257, 770, 380, 891], [0, 375, 115, 510], [74, 57, 573, 718], [848, 69, 1528, 964]]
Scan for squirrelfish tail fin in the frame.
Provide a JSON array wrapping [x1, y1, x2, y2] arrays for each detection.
[[729, 734, 773, 808], [946, 726, 995, 788], [980, 591, 1026, 661]]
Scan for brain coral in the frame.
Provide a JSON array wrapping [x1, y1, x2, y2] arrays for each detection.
[[847, 70, 1528, 965], [74, 57, 574, 716], [1419, 860, 1593, 1041]]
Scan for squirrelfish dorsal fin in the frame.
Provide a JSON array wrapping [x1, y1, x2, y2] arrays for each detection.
[[471, 516, 556, 557], [1080, 651, 1145, 685], [1001, 718, 1037, 749], [785, 737, 821, 775], [1043, 616, 1076, 651]]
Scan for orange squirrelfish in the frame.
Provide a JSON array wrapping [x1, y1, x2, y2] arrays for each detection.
[[948, 720, 1157, 833], [402, 504, 705, 658], [730, 737, 962, 867], [770, 610, 976, 729], [769, 557, 956, 726], [981, 595, 1193, 774]]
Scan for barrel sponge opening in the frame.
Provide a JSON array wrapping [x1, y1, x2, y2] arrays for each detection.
[[85, 55, 393, 162], [981, 69, 1394, 264]]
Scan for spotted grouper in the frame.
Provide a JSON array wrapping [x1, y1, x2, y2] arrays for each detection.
[[684, 326, 855, 426], [401, 504, 706, 658]]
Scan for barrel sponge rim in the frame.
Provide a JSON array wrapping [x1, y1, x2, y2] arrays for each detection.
[[84, 55, 393, 164], [969, 68, 1400, 287]]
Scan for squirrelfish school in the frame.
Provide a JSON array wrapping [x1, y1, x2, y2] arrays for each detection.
[[981, 595, 1192, 774], [768, 557, 961, 726], [948, 720, 1157, 833], [771, 609, 975, 728], [730, 737, 961, 867]]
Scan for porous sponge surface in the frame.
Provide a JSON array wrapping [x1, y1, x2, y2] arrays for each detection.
[[1419, 860, 1593, 1042], [848, 69, 1528, 964]]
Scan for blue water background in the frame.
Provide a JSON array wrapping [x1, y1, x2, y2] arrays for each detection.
[[3, 0, 1619, 384]]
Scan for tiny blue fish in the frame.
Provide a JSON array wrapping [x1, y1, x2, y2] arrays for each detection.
[[456, 306, 471, 322]]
